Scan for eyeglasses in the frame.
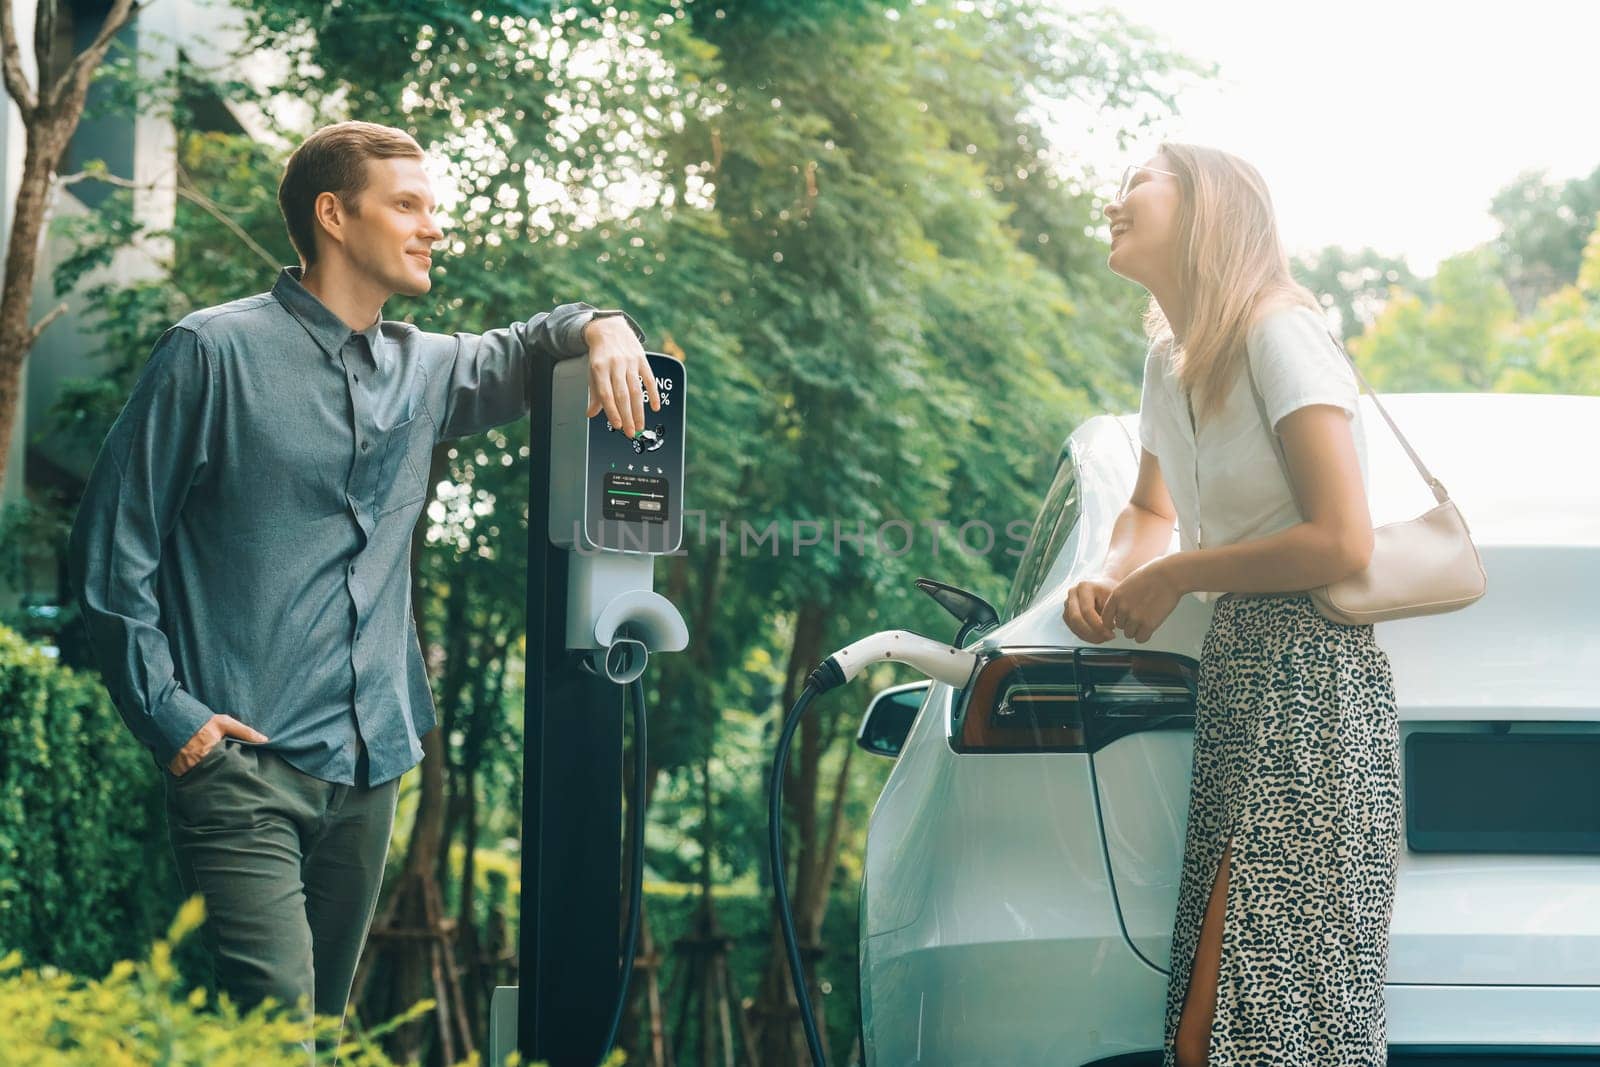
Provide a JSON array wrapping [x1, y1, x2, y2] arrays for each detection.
[[1116, 163, 1178, 203]]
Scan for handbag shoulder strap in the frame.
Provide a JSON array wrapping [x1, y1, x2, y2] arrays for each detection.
[[1242, 360, 1309, 519], [1241, 319, 1450, 506]]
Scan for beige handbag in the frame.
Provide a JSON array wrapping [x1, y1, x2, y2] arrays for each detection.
[[1242, 326, 1487, 625]]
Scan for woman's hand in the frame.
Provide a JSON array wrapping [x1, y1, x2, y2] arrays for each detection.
[[1063, 575, 1120, 644], [1101, 556, 1185, 643]]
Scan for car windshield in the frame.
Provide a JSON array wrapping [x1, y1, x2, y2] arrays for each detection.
[[1002, 455, 1079, 621]]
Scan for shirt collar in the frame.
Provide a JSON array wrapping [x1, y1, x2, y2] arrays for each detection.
[[272, 265, 385, 360]]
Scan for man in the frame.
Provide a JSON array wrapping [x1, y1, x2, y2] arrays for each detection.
[[66, 119, 660, 1046]]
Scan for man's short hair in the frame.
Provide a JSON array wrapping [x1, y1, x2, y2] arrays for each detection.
[[277, 121, 424, 267]]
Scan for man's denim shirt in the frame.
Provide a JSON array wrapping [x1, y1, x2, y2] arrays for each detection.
[[68, 266, 640, 786]]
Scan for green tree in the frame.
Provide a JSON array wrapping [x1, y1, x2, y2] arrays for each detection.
[[1337, 163, 1600, 400], [664, 2, 1200, 1059], [1349, 248, 1518, 392], [1292, 245, 1420, 341], [1501, 222, 1600, 394], [1489, 163, 1600, 312]]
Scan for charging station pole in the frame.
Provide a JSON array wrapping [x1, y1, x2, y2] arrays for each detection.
[[513, 348, 687, 1067], [520, 355, 623, 1065]]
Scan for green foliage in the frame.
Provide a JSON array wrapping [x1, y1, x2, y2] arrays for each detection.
[[1348, 232, 1600, 397], [0, 500, 78, 643], [0, 895, 491, 1066], [1301, 169, 1600, 400], [1501, 223, 1600, 395], [1489, 164, 1600, 311], [0, 626, 180, 981], [1292, 245, 1420, 340], [1350, 248, 1519, 392]]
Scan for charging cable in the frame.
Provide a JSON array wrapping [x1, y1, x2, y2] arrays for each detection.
[[595, 672, 648, 1065], [768, 631, 979, 1065]]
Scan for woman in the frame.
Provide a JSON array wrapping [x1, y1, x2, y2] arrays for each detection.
[[1062, 143, 1401, 1066]]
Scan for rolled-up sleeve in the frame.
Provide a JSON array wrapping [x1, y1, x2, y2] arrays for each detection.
[[1249, 306, 1360, 433], [438, 302, 646, 440], [67, 326, 218, 767]]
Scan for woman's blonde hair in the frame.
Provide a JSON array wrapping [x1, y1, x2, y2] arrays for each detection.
[[1143, 142, 1322, 423]]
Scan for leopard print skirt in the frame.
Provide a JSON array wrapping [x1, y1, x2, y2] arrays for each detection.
[[1160, 592, 1402, 1066]]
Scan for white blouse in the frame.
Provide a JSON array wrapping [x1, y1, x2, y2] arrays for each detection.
[[1136, 304, 1369, 604]]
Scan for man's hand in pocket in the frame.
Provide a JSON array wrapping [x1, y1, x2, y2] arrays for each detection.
[[169, 714, 269, 776]]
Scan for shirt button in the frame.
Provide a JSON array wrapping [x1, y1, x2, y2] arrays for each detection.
[[360, 440, 369, 451], [355, 631, 362, 642]]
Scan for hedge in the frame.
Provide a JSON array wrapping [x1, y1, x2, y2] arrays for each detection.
[[0, 626, 181, 980], [0, 893, 509, 1066]]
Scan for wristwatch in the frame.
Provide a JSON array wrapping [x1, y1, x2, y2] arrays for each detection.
[[583, 307, 647, 346]]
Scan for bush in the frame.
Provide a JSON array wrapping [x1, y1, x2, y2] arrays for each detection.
[[0, 626, 180, 979], [0, 894, 505, 1066]]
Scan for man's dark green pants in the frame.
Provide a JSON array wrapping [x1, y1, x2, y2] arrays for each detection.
[[163, 736, 399, 1049]]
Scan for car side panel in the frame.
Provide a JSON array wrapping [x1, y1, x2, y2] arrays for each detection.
[[861, 735, 1168, 1064]]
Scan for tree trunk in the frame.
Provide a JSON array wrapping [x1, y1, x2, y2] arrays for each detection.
[[0, 0, 144, 485], [0, 127, 67, 482]]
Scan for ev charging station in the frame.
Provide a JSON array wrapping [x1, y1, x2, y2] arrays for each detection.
[[486, 336, 979, 1067], [489, 347, 688, 1067]]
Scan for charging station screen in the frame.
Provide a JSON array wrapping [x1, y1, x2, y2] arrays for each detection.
[[603, 473, 670, 523]]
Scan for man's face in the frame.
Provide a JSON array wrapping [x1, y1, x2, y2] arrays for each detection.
[[335, 156, 443, 298]]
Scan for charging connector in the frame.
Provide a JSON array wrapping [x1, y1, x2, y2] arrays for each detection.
[[769, 631, 979, 1065]]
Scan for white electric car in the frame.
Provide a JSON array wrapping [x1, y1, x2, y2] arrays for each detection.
[[856, 392, 1600, 1065]]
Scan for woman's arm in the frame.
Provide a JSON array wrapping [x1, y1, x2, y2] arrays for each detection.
[[1066, 447, 1179, 643], [1101, 446, 1182, 582], [1167, 402, 1373, 597]]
